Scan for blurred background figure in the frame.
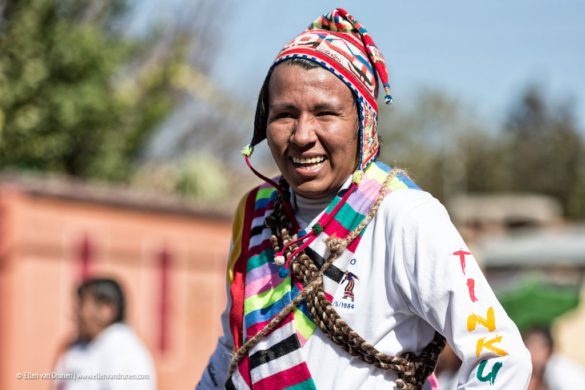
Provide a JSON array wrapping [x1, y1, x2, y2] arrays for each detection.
[[52, 278, 156, 390], [523, 327, 585, 390], [434, 345, 462, 390]]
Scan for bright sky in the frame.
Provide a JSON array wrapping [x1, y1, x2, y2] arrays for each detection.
[[136, 0, 585, 132]]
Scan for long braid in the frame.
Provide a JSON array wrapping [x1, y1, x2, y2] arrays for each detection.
[[228, 170, 446, 389]]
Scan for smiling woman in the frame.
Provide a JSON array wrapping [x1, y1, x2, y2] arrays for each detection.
[[266, 63, 359, 199], [197, 8, 532, 390]]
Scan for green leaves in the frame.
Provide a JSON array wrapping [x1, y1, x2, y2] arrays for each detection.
[[0, 0, 180, 180], [378, 87, 585, 219]]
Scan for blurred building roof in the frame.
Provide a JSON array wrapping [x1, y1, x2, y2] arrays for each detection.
[[449, 193, 562, 227], [0, 173, 232, 221], [479, 225, 585, 268]]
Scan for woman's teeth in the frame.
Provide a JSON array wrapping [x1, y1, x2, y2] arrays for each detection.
[[292, 156, 325, 165]]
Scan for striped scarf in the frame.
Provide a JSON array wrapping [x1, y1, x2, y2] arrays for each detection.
[[226, 162, 418, 389]]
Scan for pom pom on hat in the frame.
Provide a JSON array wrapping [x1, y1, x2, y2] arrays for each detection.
[[274, 255, 285, 266], [241, 144, 254, 157]]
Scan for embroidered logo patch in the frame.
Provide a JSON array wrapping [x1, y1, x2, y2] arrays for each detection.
[[341, 271, 358, 301]]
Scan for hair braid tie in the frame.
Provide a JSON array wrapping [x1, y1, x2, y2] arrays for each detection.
[[228, 170, 446, 389]]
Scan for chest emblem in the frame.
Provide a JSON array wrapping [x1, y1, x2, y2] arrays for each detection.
[[341, 271, 359, 301]]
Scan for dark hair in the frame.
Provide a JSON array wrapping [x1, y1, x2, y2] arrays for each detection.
[[252, 57, 357, 146], [77, 278, 125, 323], [523, 326, 554, 352]]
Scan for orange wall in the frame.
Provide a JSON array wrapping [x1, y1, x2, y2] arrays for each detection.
[[0, 186, 232, 390]]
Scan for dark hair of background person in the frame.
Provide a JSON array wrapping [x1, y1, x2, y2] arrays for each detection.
[[523, 326, 555, 352], [77, 278, 126, 323]]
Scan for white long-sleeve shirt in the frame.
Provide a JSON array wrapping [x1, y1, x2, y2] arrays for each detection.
[[53, 323, 156, 390], [198, 188, 532, 389]]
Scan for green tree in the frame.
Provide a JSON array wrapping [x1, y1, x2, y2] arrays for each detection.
[[502, 86, 585, 218], [0, 0, 185, 181], [379, 89, 488, 201], [378, 86, 585, 219]]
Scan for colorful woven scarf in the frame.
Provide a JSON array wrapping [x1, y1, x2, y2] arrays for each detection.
[[226, 162, 419, 389]]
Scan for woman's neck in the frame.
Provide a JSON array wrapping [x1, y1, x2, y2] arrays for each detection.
[[291, 176, 352, 228], [293, 192, 336, 228]]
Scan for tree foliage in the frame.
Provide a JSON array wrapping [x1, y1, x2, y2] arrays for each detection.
[[0, 0, 184, 180], [378, 86, 585, 219], [502, 87, 585, 217]]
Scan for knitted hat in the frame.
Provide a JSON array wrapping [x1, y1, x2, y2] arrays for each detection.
[[244, 8, 393, 172]]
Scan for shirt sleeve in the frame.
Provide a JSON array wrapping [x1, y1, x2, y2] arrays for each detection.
[[106, 346, 157, 390], [393, 197, 532, 389]]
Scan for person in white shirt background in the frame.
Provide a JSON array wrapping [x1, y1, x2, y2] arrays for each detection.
[[53, 278, 156, 390], [523, 327, 585, 390]]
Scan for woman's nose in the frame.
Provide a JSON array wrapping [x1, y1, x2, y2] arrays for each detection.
[[291, 114, 317, 146]]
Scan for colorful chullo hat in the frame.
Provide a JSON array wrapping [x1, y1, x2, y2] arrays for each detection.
[[244, 8, 393, 173]]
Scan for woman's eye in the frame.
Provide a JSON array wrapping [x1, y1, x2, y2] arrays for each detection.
[[317, 111, 337, 117], [272, 112, 293, 120]]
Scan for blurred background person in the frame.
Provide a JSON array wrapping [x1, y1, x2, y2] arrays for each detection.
[[52, 278, 156, 390], [523, 327, 585, 390]]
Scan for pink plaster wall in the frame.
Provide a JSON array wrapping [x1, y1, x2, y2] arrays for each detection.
[[0, 184, 232, 390]]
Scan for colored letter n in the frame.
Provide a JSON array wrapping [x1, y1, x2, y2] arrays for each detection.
[[467, 306, 496, 332]]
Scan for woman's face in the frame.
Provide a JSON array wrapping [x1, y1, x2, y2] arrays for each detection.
[[266, 64, 358, 199]]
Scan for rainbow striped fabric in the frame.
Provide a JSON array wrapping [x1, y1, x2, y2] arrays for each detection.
[[226, 162, 418, 389]]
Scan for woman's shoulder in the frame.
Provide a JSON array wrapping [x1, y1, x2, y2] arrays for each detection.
[[378, 187, 450, 231], [368, 162, 449, 223]]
